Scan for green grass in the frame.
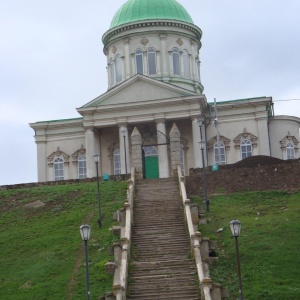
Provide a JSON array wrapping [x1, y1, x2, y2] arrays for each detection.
[[1, 183, 300, 300], [0, 181, 127, 300], [194, 191, 300, 300]]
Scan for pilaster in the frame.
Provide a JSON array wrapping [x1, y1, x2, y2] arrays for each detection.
[[156, 118, 169, 178], [192, 117, 202, 168]]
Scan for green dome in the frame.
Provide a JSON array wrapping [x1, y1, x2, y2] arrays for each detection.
[[110, 0, 194, 29]]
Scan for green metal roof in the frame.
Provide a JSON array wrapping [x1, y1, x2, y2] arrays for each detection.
[[110, 0, 194, 29]]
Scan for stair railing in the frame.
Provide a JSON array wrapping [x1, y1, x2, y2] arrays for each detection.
[[111, 167, 135, 300], [177, 165, 213, 300]]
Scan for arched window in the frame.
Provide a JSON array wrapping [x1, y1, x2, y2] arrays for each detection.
[[147, 47, 156, 75], [172, 48, 180, 75], [113, 149, 121, 175], [286, 142, 295, 159], [240, 139, 252, 159], [183, 50, 190, 78], [54, 157, 64, 181], [214, 142, 226, 165], [110, 58, 115, 85], [142, 146, 158, 156], [115, 55, 122, 83], [135, 49, 144, 74], [78, 154, 87, 179]]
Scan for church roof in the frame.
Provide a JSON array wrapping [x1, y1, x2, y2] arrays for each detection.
[[110, 0, 193, 29]]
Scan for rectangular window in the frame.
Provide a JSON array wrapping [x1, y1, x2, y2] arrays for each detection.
[[78, 160, 87, 179], [148, 51, 156, 75], [136, 53, 144, 74], [214, 147, 226, 165]]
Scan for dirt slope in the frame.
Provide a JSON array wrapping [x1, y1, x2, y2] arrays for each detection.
[[186, 155, 300, 196]]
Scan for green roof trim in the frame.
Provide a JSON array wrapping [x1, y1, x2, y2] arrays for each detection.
[[110, 0, 193, 29], [36, 117, 83, 124], [208, 97, 269, 105]]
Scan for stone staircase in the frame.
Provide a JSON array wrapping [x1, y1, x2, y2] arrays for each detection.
[[127, 178, 200, 300]]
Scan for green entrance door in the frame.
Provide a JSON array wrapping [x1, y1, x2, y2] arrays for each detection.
[[143, 146, 159, 179], [145, 156, 159, 178]]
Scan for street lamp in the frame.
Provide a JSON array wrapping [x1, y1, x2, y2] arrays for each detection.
[[121, 128, 127, 174], [197, 117, 209, 212], [93, 154, 102, 228], [230, 219, 243, 300], [80, 224, 91, 300]]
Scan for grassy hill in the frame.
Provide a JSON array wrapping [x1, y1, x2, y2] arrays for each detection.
[[194, 190, 300, 300], [1, 181, 300, 300], [0, 181, 127, 300]]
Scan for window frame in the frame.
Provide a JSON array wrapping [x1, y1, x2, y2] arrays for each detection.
[[78, 154, 87, 179], [54, 157, 64, 181], [147, 47, 157, 75], [115, 55, 122, 83], [286, 141, 295, 159], [172, 47, 180, 75], [182, 49, 190, 78], [135, 49, 144, 74], [113, 149, 121, 175], [240, 139, 252, 159], [214, 142, 226, 165]]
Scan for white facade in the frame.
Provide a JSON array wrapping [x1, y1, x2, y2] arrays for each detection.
[[29, 2, 300, 182]]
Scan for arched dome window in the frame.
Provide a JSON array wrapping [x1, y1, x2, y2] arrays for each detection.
[[240, 139, 252, 159], [183, 50, 190, 78], [135, 49, 144, 74], [172, 48, 180, 75], [286, 141, 295, 159], [110, 58, 115, 85], [54, 157, 64, 181], [147, 47, 157, 75], [115, 55, 122, 83], [113, 149, 121, 175]]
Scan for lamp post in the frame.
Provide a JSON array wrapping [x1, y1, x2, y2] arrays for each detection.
[[121, 128, 127, 174], [230, 219, 243, 300], [93, 154, 102, 228], [80, 224, 91, 300], [197, 117, 209, 212]]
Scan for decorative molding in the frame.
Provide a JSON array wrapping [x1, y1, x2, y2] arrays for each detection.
[[280, 133, 299, 149], [234, 128, 258, 149], [207, 136, 230, 152], [140, 37, 149, 46], [71, 145, 86, 161], [47, 147, 70, 164], [176, 38, 184, 46]]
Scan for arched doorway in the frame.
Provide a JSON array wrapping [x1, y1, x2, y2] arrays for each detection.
[[142, 146, 159, 179]]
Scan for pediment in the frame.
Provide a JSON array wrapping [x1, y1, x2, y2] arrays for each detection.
[[81, 75, 198, 108]]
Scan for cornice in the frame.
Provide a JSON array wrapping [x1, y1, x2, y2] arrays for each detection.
[[102, 20, 202, 47]]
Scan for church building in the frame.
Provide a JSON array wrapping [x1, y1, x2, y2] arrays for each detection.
[[30, 0, 300, 182]]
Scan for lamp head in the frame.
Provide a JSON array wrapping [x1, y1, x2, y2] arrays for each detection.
[[93, 154, 100, 163], [80, 224, 91, 241], [198, 140, 206, 150], [197, 116, 204, 127], [230, 219, 241, 237]]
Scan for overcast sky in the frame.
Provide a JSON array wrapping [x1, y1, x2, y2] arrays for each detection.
[[1, 0, 300, 185]]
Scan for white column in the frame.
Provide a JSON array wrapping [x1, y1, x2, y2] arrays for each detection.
[[124, 38, 130, 79], [36, 141, 47, 182], [85, 128, 97, 178], [156, 119, 169, 178], [159, 35, 168, 78], [192, 118, 202, 168], [119, 125, 130, 174]]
